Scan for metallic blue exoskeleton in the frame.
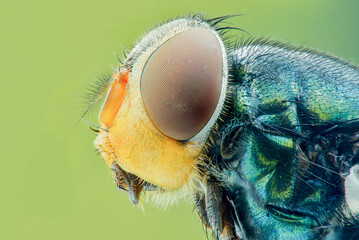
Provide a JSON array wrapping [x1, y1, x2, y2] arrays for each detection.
[[198, 40, 359, 239]]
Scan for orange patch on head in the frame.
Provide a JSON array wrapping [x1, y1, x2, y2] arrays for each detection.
[[99, 70, 129, 127]]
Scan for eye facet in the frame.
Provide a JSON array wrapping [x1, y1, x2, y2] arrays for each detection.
[[140, 28, 224, 141]]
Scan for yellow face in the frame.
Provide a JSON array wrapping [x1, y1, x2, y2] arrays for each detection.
[[93, 18, 227, 196], [94, 69, 203, 189]]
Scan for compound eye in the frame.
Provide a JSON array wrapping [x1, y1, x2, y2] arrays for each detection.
[[140, 28, 224, 141]]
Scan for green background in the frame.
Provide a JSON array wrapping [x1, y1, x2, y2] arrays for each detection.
[[1, 0, 358, 239]]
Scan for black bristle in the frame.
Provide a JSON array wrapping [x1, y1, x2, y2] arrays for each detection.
[[206, 14, 245, 27], [216, 26, 250, 35]]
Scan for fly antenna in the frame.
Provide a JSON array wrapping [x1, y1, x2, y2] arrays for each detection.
[[81, 118, 109, 133]]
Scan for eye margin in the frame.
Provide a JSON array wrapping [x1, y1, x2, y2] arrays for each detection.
[[137, 20, 232, 143], [140, 27, 226, 141]]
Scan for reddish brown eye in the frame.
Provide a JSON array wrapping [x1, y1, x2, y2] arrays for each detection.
[[140, 28, 223, 140]]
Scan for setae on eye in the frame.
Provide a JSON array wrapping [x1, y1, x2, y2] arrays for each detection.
[[140, 28, 224, 141]]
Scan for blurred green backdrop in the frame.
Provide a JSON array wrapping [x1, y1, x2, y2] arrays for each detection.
[[1, 0, 358, 239]]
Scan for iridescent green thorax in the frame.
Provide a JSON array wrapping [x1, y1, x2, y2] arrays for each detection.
[[206, 41, 359, 239]]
